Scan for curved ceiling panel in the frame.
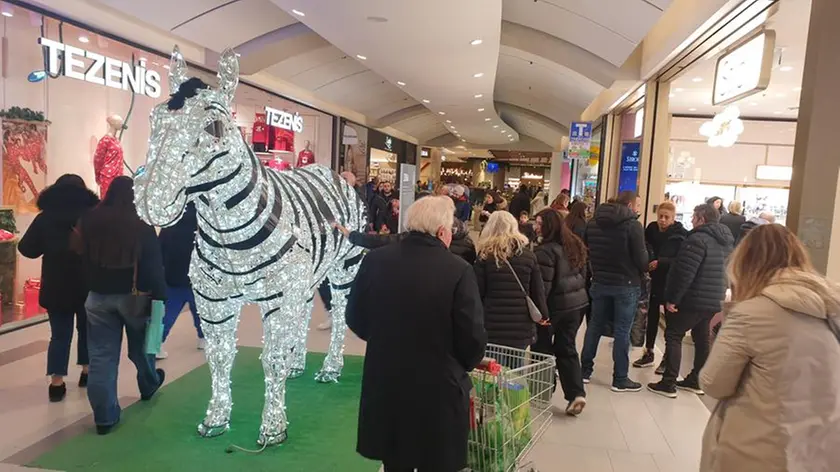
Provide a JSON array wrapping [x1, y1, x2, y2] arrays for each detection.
[[497, 50, 604, 109], [497, 103, 569, 149], [494, 88, 580, 127], [502, 0, 670, 66], [269, 0, 520, 146], [391, 113, 449, 143]]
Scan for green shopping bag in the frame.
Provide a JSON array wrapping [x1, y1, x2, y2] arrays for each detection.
[[144, 300, 165, 355]]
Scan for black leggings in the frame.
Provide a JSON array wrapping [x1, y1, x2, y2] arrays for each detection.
[[645, 296, 664, 351]]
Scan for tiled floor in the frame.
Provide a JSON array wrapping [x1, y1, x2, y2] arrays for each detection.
[[0, 299, 709, 472]]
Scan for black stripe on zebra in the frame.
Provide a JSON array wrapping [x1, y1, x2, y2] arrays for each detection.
[[262, 307, 281, 320], [195, 289, 243, 302], [269, 172, 301, 229], [186, 164, 242, 195], [191, 150, 229, 178], [331, 280, 354, 290], [343, 251, 364, 269], [197, 177, 270, 234], [195, 235, 298, 276], [224, 152, 261, 210], [296, 168, 344, 255], [205, 102, 229, 115], [297, 167, 347, 222], [272, 174, 318, 263], [200, 314, 236, 325], [254, 291, 284, 303], [283, 176, 329, 271]]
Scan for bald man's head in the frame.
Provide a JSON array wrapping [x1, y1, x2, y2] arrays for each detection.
[[340, 171, 357, 187]]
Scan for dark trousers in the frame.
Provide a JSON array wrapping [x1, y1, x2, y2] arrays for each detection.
[[318, 278, 333, 311], [645, 294, 664, 351], [46, 306, 89, 376], [662, 311, 714, 387], [552, 307, 587, 401], [162, 286, 203, 342], [581, 283, 640, 383]]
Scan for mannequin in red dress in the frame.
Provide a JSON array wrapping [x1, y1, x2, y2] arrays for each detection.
[[296, 140, 315, 167], [93, 115, 125, 198]]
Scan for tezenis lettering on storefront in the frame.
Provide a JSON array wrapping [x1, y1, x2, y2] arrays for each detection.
[[38, 37, 162, 99], [265, 106, 304, 133]]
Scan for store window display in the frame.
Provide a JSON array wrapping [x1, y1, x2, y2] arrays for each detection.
[[93, 115, 125, 198]]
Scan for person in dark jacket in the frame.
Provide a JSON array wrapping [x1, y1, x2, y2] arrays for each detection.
[[18, 174, 99, 402], [707, 196, 727, 216], [720, 201, 746, 243], [518, 211, 537, 243], [581, 191, 648, 392], [633, 201, 687, 370], [452, 185, 472, 222], [648, 203, 733, 398], [384, 199, 400, 234], [157, 202, 203, 359], [508, 185, 531, 219], [533, 209, 589, 415], [450, 219, 476, 265], [478, 193, 497, 224], [368, 191, 388, 233], [346, 196, 486, 472], [737, 211, 775, 245], [566, 200, 588, 241], [75, 176, 166, 434], [474, 211, 548, 350]]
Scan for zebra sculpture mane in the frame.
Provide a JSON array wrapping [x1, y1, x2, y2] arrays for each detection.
[[134, 46, 366, 446]]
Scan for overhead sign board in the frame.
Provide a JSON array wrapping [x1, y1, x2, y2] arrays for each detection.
[[265, 106, 304, 133], [713, 28, 776, 106], [568, 121, 592, 160]]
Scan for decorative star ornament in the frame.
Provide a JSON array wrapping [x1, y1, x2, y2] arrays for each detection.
[[699, 105, 744, 148]]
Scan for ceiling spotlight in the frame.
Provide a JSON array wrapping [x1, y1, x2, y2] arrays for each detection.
[[470, 39, 483, 46], [675, 88, 685, 92], [473, 72, 484, 78], [356, 54, 367, 60], [445, 120, 452, 123], [461, 139, 466, 142], [474, 94, 483, 98], [422, 99, 430, 103], [500, 130, 505, 133], [692, 77, 703, 82], [780, 65, 793, 72], [438, 111, 446, 115], [1, 6, 13, 18], [79, 36, 90, 44], [292, 9, 305, 17], [493, 125, 499, 128], [396, 81, 406, 86], [689, 108, 697, 112], [485, 118, 491, 121], [477, 108, 485, 112]]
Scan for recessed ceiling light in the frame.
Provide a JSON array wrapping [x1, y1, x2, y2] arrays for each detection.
[[396, 81, 405, 86], [501, 130, 505, 133], [692, 77, 703, 82], [473, 72, 484, 78], [422, 99, 430, 104], [780, 66, 793, 72], [1, 10, 12, 18], [474, 94, 483, 98], [689, 108, 697, 111], [461, 139, 466, 142], [445, 120, 452, 123], [477, 108, 485, 112], [292, 9, 305, 17], [470, 39, 483, 46], [438, 111, 446, 115], [773, 111, 783, 115], [793, 86, 802, 92], [356, 54, 367, 60], [485, 118, 491, 121], [493, 125, 499, 128], [675, 88, 685, 92], [79, 36, 90, 43]]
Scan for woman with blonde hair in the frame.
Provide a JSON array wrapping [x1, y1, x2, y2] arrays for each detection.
[[699, 224, 840, 472], [474, 211, 548, 349]]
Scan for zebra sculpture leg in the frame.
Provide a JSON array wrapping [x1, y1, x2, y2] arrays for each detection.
[[288, 296, 314, 379], [315, 250, 364, 383], [258, 290, 307, 446], [195, 296, 243, 438]]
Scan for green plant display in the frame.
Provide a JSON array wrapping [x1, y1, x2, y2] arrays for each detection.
[[0, 106, 46, 122]]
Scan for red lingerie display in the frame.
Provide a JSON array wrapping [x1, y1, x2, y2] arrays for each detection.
[[296, 149, 315, 167], [93, 135, 124, 198], [252, 113, 268, 146]]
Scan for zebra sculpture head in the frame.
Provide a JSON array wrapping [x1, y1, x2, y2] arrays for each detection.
[[135, 46, 240, 227]]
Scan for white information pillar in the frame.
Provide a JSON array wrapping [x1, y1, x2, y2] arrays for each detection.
[[548, 151, 564, 203]]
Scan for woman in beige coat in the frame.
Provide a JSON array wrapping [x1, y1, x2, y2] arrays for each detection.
[[699, 224, 840, 472]]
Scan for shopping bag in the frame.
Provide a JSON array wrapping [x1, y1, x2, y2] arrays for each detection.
[[144, 300, 165, 355]]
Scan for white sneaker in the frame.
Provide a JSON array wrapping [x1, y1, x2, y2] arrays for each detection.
[[156, 350, 169, 360], [317, 319, 332, 331], [565, 396, 587, 416], [197, 338, 206, 350]]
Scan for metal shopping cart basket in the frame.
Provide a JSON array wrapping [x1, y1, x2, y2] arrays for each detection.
[[467, 344, 555, 472]]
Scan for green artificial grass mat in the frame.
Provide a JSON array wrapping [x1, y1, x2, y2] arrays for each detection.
[[30, 349, 378, 472]]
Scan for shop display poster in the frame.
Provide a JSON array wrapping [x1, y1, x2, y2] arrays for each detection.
[[569, 121, 592, 160], [618, 142, 641, 193]]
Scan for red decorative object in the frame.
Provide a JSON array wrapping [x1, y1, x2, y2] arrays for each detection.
[[23, 278, 45, 318], [252, 113, 268, 146], [297, 149, 315, 167], [266, 158, 291, 171], [93, 135, 124, 198], [0, 229, 13, 241], [2, 119, 48, 213]]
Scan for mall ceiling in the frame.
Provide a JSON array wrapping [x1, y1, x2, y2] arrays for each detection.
[[90, 0, 674, 150]]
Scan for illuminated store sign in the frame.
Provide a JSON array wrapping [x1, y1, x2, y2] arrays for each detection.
[[265, 106, 304, 133], [713, 29, 776, 106], [38, 37, 162, 98], [522, 172, 543, 179]]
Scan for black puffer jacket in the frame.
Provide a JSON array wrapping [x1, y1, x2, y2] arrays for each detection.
[[18, 183, 99, 312], [159, 203, 197, 288], [664, 222, 734, 313], [534, 242, 588, 321], [585, 203, 648, 286], [719, 213, 746, 244], [645, 222, 688, 299], [474, 249, 548, 348], [450, 221, 476, 265]]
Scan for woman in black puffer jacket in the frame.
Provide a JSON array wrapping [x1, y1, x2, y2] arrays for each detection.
[[474, 211, 548, 351], [533, 208, 589, 416], [449, 219, 476, 265]]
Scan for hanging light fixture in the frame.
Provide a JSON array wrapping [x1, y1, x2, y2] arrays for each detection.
[[699, 105, 744, 147]]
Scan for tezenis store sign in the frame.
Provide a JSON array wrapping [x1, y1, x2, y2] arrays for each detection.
[[265, 106, 304, 133], [38, 38, 162, 98]]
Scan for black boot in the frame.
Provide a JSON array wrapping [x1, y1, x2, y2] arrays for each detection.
[[48, 383, 67, 402], [78, 372, 88, 387]]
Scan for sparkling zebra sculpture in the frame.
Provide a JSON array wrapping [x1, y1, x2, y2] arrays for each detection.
[[134, 47, 366, 446]]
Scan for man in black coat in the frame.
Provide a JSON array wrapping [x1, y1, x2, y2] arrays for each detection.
[[346, 196, 486, 472], [648, 203, 733, 398], [580, 191, 648, 393], [508, 185, 532, 218]]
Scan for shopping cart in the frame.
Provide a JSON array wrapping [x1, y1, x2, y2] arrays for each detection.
[[467, 344, 555, 472]]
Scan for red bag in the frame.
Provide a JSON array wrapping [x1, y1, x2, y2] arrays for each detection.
[[24, 278, 45, 318]]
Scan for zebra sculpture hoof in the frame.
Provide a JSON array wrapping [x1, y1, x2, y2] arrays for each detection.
[[288, 368, 305, 379], [257, 429, 288, 447], [198, 421, 230, 438], [314, 370, 341, 384]]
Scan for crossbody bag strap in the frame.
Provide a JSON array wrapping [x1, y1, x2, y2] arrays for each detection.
[[826, 314, 840, 345], [503, 259, 528, 296]]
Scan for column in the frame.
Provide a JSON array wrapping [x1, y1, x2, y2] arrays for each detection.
[[638, 80, 672, 226], [428, 148, 443, 184], [548, 151, 564, 202], [787, 0, 840, 276]]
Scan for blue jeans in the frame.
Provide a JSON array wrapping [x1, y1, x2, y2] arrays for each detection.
[[581, 283, 641, 384], [162, 286, 203, 342], [46, 307, 88, 376], [86, 292, 161, 427]]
